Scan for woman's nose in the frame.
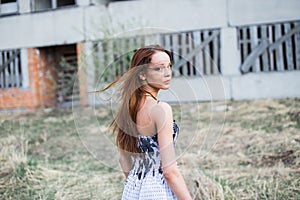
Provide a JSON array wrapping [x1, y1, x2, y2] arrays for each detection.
[[164, 69, 172, 77], [163, 66, 172, 76]]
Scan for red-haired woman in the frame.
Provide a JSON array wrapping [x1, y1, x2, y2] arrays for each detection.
[[104, 45, 192, 200]]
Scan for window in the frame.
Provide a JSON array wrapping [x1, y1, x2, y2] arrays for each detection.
[[109, 0, 133, 2], [0, 49, 29, 89], [1, 0, 16, 2], [57, 0, 75, 7], [0, 0, 18, 15], [31, 0, 76, 12]]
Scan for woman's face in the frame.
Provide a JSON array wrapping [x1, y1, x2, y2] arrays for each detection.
[[144, 51, 172, 90]]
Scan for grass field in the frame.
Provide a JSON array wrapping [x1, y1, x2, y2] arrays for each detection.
[[0, 98, 299, 199]]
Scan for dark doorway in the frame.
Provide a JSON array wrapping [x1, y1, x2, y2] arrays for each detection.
[[41, 44, 79, 108]]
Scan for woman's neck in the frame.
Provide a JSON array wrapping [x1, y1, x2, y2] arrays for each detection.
[[143, 86, 159, 99], [144, 92, 157, 101], [145, 91, 158, 100]]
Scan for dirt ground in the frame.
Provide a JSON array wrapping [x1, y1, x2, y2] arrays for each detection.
[[0, 98, 299, 199]]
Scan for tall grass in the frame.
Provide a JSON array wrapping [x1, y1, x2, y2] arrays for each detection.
[[0, 98, 299, 199]]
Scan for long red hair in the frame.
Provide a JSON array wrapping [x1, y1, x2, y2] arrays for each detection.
[[101, 45, 172, 153]]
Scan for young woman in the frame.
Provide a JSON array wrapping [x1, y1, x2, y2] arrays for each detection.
[[103, 45, 192, 200]]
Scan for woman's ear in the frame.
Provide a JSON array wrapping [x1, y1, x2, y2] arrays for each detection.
[[139, 72, 146, 81]]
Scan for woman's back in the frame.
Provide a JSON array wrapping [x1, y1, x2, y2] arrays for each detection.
[[122, 115, 179, 200], [136, 96, 160, 137], [110, 45, 192, 200]]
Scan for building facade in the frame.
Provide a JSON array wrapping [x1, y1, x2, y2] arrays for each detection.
[[1, 0, 300, 111]]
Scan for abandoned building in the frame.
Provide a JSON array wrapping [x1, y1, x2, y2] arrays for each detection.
[[0, 0, 300, 111]]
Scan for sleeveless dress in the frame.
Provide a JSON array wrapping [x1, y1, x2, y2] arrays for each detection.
[[121, 121, 179, 200]]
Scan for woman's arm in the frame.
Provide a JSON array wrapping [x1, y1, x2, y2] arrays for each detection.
[[119, 150, 133, 178], [151, 102, 192, 200]]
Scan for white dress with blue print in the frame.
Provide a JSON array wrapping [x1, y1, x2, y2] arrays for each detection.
[[121, 121, 179, 200]]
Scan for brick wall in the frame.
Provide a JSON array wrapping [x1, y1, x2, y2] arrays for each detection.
[[0, 48, 57, 111], [0, 42, 89, 111], [77, 42, 88, 107]]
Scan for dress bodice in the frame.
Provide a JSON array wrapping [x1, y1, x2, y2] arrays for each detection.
[[130, 120, 179, 180], [138, 120, 179, 153], [122, 120, 179, 200]]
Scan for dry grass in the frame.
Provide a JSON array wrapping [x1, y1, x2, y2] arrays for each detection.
[[0, 98, 299, 199]]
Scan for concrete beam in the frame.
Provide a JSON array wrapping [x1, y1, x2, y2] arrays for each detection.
[[228, 0, 300, 26], [230, 71, 300, 100], [0, 7, 85, 49]]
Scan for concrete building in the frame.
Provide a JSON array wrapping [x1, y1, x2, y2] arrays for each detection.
[[0, 0, 300, 110]]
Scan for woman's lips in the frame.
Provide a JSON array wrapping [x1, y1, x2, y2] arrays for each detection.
[[164, 80, 171, 84]]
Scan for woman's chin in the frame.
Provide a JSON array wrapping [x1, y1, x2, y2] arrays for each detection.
[[150, 83, 171, 90], [160, 85, 170, 90]]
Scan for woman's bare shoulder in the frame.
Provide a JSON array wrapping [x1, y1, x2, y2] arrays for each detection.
[[150, 101, 173, 121], [157, 100, 172, 109]]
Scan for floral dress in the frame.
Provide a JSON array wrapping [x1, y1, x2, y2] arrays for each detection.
[[121, 121, 179, 200]]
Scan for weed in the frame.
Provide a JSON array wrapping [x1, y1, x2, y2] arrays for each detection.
[[0, 98, 299, 199]]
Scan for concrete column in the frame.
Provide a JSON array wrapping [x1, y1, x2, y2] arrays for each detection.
[[220, 27, 241, 76], [90, 0, 113, 6], [84, 41, 98, 106], [21, 49, 29, 88], [18, 0, 31, 14], [77, 0, 92, 6]]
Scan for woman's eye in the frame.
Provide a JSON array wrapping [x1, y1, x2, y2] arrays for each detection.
[[154, 67, 162, 71]]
